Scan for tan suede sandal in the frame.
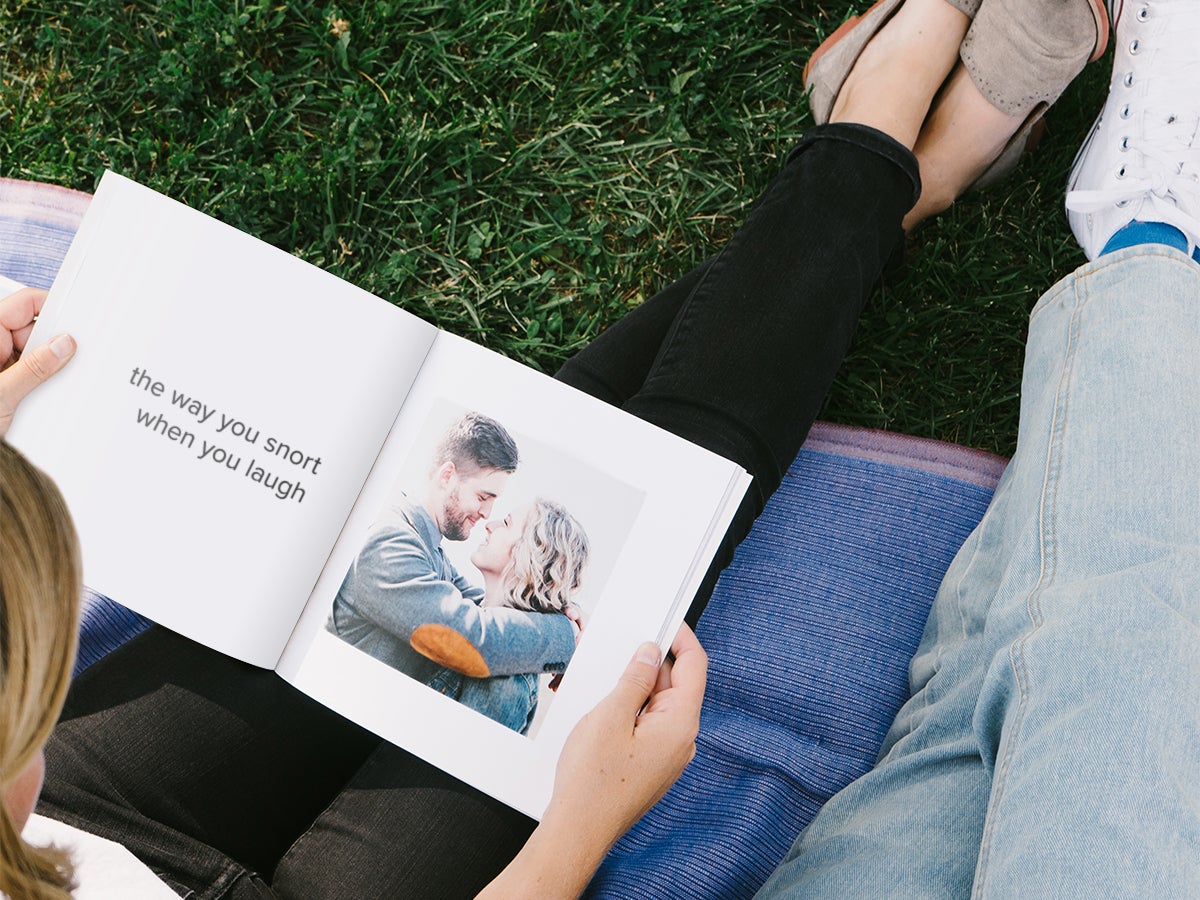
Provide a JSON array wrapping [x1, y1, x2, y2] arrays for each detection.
[[802, 0, 907, 127], [804, 0, 1110, 191], [962, 0, 1109, 188]]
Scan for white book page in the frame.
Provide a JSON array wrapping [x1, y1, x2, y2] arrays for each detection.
[[22, 816, 176, 899], [280, 331, 747, 818], [7, 172, 438, 668]]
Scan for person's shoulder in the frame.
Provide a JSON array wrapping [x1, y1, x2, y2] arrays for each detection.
[[361, 502, 439, 559]]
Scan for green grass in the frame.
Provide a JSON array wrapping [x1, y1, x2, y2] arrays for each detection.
[[0, 0, 1112, 456]]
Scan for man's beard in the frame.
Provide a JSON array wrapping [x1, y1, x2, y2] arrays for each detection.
[[441, 491, 474, 541]]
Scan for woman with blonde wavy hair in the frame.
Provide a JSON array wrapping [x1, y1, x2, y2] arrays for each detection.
[[425, 497, 591, 734], [486, 497, 590, 617], [0, 440, 81, 900]]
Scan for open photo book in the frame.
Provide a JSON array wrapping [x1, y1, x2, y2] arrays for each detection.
[[6, 171, 751, 819]]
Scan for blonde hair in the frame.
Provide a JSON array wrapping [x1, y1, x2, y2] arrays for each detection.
[[500, 498, 589, 615], [0, 441, 80, 898]]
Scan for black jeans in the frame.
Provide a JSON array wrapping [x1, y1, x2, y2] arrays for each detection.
[[558, 123, 917, 625], [38, 124, 919, 898]]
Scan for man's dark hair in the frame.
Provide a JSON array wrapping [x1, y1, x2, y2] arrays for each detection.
[[432, 412, 519, 475]]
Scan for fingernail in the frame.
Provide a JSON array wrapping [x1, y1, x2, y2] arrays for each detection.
[[48, 334, 75, 359], [635, 642, 661, 666]]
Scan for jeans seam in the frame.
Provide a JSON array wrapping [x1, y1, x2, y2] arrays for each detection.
[[270, 747, 396, 894], [642, 230, 732, 388], [634, 215, 784, 493], [272, 789, 344, 891], [973, 270, 1086, 898], [915, 525, 987, 719], [953, 529, 988, 645]]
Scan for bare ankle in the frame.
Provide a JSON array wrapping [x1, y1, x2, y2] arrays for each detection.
[[830, 0, 970, 148], [903, 186, 956, 232], [906, 64, 1028, 223]]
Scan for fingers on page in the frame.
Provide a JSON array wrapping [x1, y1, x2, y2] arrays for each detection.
[[0, 335, 76, 402]]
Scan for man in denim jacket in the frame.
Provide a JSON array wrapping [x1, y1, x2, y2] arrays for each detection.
[[327, 412, 576, 691]]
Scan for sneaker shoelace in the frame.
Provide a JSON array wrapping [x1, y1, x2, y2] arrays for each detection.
[[1066, 4, 1200, 248]]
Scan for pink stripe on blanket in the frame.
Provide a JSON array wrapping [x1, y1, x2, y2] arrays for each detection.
[[804, 420, 1008, 489], [0, 177, 91, 228]]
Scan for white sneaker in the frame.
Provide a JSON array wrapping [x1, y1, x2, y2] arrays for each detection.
[[1066, 0, 1200, 260]]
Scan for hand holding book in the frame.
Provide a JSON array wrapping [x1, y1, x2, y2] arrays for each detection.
[[479, 626, 707, 899], [0, 285, 75, 437]]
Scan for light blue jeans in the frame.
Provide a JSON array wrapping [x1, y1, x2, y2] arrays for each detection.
[[757, 246, 1200, 898]]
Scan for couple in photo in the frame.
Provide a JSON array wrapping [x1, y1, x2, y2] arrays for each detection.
[[327, 411, 590, 735]]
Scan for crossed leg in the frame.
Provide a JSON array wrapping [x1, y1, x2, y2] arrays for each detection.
[[757, 248, 1200, 897]]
